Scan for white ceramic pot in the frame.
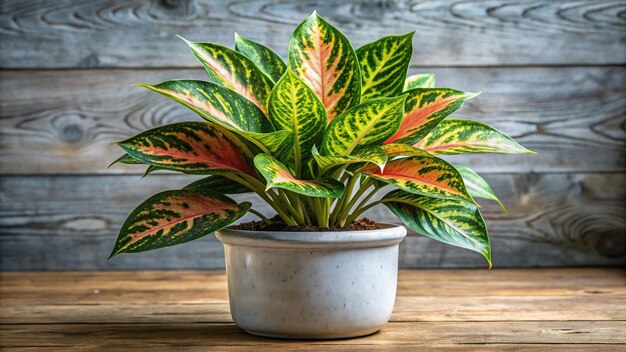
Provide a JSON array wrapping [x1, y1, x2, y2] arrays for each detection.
[[215, 224, 407, 339]]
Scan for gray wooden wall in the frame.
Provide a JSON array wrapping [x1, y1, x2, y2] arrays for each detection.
[[1, 0, 625, 270]]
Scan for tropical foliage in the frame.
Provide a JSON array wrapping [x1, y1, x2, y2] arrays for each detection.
[[110, 12, 533, 266]]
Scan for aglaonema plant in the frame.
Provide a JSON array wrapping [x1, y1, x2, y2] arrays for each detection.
[[109, 12, 533, 267]]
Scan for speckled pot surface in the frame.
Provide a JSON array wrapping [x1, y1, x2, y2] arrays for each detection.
[[215, 224, 407, 340]]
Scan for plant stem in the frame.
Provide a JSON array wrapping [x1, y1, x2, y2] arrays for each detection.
[[345, 200, 382, 225], [330, 172, 359, 226], [336, 180, 373, 227], [232, 174, 297, 225], [249, 208, 271, 224]]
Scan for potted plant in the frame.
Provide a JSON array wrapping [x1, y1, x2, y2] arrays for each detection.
[[109, 12, 533, 339]]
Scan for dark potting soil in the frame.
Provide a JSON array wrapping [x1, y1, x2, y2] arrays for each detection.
[[230, 216, 380, 232]]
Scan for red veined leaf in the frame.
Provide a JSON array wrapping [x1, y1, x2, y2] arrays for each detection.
[[288, 12, 361, 120], [180, 37, 274, 115], [362, 152, 476, 204], [110, 190, 250, 256], [414, 119, 534, 155], [116, 122, 256, 177], [385, 88, 479, 145]]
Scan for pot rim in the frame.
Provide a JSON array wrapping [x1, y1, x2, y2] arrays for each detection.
[[215, 223, 407, 249]]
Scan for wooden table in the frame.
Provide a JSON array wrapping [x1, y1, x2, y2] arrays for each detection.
[[1, 268, 625, 351]]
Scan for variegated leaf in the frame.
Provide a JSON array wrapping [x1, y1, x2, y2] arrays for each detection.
[[362, 153, 476, 204], [109, 154, 142, 167], [135, 80, 272, 133], [246, 130, 295, 162], [312, 145, 387, 174], [181, 37, 274, 114], [254, 153, 344, 198], [183, 175, 251, 194], [135, 81, 294, 160], [356, 32, 414, 101], [415, 119, 534, 155], [456, 166, 507, 213], [116, 122, 257, 177], [404, 73, 435, 90], [385, 89, 479, 145], [143, 165, 160, 177], [234, 33, 287, 83], [288, 12, 361, 120], [321, 95, 406, 156], [382, 190, 491, 267], [269, 69, 326, 174], [382, 143, 428, 158], [110, 190, 250, 256]]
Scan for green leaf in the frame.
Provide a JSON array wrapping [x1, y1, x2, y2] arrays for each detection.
[[180, 37, 274, 114], [109, 154, 142, 167], [110, 190, 250, 257], [116, 122, 257, 177], [135, 80, 272, 133], [254, 153, 344, 198], [288, 12, 361, 120], [135, 80, 294, 160], [362, 150, 476, 204], [456, 166, 507, 213], [183, 175, 251, 194], [142, 165, 160, 178], [245, 130, 295, 163], [415, 119, 535, 155], [235, 33, 287, 83], [312, 145, 387, 174], [321, 95, 407, 156], [382, 190, 491, 267], [356, 32, 414, 101], [382, 143, 428, 158], [386, 88, 479, 145], [269, 69, 326, 174], [404, 73, 435, 90]]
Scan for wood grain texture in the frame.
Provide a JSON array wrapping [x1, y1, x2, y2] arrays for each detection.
[[1, 66, 624, 175], [0, 269, 625, 350], [1, 173, 624, 270], [0, 0, 625, 68]]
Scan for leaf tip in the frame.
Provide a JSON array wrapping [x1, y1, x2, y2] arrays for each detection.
[[464, 91, 481, 100]]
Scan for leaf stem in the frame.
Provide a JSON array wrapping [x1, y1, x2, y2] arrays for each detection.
[[249, 208, 271, 224]]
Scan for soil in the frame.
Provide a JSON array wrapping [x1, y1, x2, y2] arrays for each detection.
[[230, 216, 381, 232]]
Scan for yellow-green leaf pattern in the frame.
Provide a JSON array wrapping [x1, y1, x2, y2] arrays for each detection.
[[404, 73, 435, 90], [362, 153, 476, 204], [456, 166, 507, 213], [312, 145, 387, 174], [135, 80, 272, 133], [415, 119, 535, 155], [109, 154, 141, 167], [181, 37, 274, 114], [356, 32, 414, 101], [288, 12, 361, 120], [321, 95, 407, 156], [382, 190, 491, 267], [117, 122, 257, 177], [269, 69, 326, 175], [235, 33, 287, 83], [386, 89, 479, 145], [183, 175, 251, 194], [255, 154, 344, 198], [110, 190, 250, 256]]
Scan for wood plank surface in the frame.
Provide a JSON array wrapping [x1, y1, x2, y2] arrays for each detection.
[[1, 173, 624, 270], [1, 0, 624, 68], [0, 269, 624, 350], [1, 66, 624, 175]]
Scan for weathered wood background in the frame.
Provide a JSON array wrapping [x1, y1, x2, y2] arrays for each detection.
[[0, 0, 624, 270]]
